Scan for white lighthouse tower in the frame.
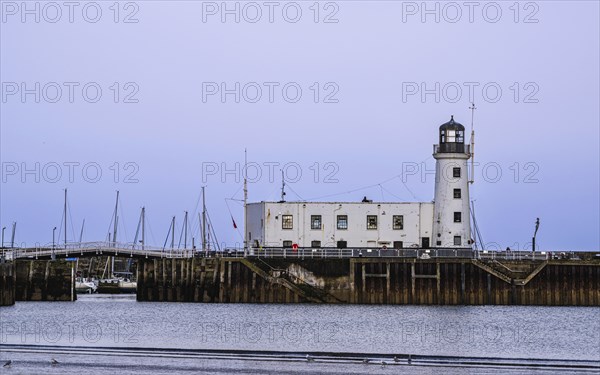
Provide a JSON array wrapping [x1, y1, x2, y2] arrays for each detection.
[[433, 116, 472, 248]]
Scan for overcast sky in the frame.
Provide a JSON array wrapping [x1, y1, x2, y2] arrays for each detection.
[[1, 1, 599, 250]]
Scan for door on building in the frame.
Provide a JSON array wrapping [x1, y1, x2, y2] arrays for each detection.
[[421, 237, 430, 249]]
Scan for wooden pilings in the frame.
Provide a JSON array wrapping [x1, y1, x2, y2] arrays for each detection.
[[1, 262, 16, 306], [14, 260, 76, 301], [137, 257, 220, 302], [351, 259, 600, 305], [135, 257, 600, 306], [7, 257, 599, 305], [137, 258, 304, 303]]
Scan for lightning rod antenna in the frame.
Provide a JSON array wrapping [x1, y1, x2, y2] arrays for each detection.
[[469, 103, 476, 184], [280, 170, 286, 203]]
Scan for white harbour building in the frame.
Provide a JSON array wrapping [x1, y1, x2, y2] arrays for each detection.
[[246, 117, 473, 249]]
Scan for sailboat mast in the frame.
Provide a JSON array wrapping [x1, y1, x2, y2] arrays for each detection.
[[243, 149, 248, 255], [170, 216, 175, 249], [202, 186, 207, 251], [183, 211, 188, 249], [112, 190, 120, 246], [207, 222, 211, 251], [64, 188, 67, 248], [10, 222, 16, 248], [141, 207, 145, 250], [198, 212, 202, 254], [469, 103, 476, 184], [79, 219, 85, 244]]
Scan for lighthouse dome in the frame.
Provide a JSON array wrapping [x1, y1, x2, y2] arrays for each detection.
[[439, 115, 465, 132], [437, 115, 466, 153]]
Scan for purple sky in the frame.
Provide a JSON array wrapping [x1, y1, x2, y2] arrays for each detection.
[[1, 1, 599, 250]]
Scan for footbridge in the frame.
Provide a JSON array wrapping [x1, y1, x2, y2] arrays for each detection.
[[2, 242, 196, 260]]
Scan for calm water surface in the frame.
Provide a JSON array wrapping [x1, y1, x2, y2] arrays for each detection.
[[1, 295, 598, 374]]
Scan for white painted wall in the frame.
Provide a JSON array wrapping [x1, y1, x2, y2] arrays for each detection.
[[246, 202, 264, 247], [432, 152, 472, 248], [247, 201, 434, 248]]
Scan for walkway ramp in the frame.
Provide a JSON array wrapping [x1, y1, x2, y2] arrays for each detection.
[[472, 259, 549, 285], [239, 259, 334, 303]]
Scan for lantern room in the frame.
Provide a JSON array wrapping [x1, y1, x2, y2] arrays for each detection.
[[437, 115, 466, 153]]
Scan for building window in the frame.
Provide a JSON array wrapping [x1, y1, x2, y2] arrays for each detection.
[[311, 240, 321, 248], [393, 241, 403, 249], [310, 215, 322, 230], [282, 215, 293, 230], [283, 240, 292, 248], [337, 215, 348, 230], [453, 167, 461, 178], [454, 188, 461, 199], [392, 215, 404, 230], [454, 212, 462, 223], [337, 240, 347, 249], [454, 236, 461, 246], [366, 215, 377, 230]]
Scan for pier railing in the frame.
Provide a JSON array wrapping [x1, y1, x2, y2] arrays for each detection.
[[218, 247, 578, 261], [2, 241, 197, 260], [1, 242, 588, 261]]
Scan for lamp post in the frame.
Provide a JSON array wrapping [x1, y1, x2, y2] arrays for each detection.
[[52, 227, 57, 249], [532, 218, 540, 252], [1, 226, 5, 262], [52, 227, 57, 260]]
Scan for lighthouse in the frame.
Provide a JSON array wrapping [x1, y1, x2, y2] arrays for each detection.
[[433, 116, 472, 248], [246, 116, 476, 251]]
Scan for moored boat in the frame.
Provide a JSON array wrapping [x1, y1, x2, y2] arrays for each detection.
[[75, 278, 97, 294]]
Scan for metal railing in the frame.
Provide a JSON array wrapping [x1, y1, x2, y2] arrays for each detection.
[[2, 241, 197, 260], [433, 144, 470, 154], [236, 247, 581, 261], [1, 242, 588, 262], [475, 250, 579, 261]]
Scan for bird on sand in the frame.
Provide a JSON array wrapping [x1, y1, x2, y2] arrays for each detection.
[[50, 358, 59, 365], [305, 354, 314, 362], [3, 360, 11, 367]]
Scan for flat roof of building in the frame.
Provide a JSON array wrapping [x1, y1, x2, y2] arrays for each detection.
[[249, 201, 433, 205]]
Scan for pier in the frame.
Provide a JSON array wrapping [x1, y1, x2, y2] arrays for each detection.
[[0, 260, 76, 305], [136, 250, 600, 306], [2, 244, 599, 306]]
